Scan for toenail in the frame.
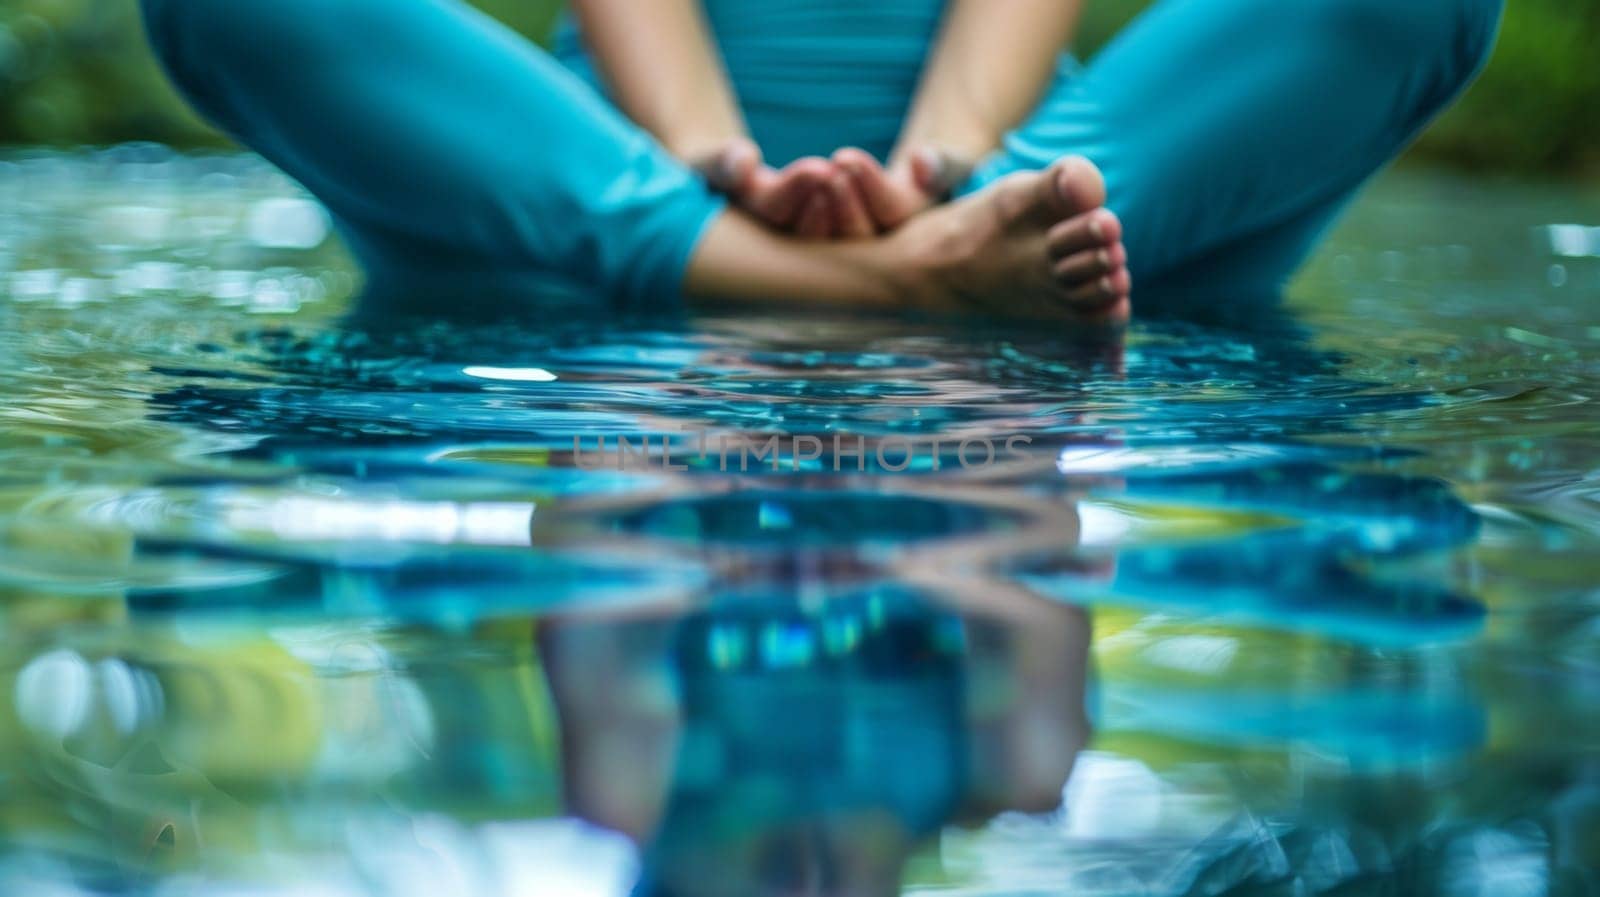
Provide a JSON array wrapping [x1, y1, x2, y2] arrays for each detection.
[[1099, 276, 1112, 293], [1089, 218, 1105, 241], [1097, 249, 1109, 268]]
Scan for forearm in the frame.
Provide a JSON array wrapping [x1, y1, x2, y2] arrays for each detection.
[[892, 0, 1082, 167], [571, 0, 746, 160]]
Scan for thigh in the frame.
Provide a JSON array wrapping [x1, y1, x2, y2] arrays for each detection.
[[142, 0, 724, 307], [963, 0, 1502, 288]]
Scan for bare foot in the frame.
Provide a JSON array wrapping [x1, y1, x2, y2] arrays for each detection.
[[891, 156, 1130, 323], [684, 156, 1130, 325]]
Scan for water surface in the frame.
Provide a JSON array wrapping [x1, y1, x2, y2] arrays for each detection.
[[2, 147, 1599, 896]]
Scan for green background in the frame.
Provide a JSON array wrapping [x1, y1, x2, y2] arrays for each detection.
[[2, 0, 1595, 177]]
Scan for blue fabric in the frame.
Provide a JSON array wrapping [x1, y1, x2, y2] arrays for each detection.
[[144, 0, 1502, 307], [963, 0, 1505, 294], [558, 0, 1500, 295], [552, 0, 948, 166], [141, 0, 725, 310]]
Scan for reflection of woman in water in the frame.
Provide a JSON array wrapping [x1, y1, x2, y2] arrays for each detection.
[[539, 584, 1092, 897], [139, 0, 1500, 324]]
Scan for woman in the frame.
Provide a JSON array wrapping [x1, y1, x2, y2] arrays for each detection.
[[138, 0, 1501, 324]]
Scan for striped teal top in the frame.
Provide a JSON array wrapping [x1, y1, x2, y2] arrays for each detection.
[[552, 0, 950, 165]]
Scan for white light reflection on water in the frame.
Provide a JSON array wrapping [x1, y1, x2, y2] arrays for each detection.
[[1544, 223, 1600, 258], [224, 497, 537, 547], [462, 366, 560, 383]]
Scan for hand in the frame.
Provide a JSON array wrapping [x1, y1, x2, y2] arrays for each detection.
[[689, 138, 839, 237], [829, 145, 974, 236], [690, 139, 973, 240]]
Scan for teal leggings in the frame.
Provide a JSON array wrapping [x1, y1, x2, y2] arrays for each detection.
[[140, 0, 1501, 310]]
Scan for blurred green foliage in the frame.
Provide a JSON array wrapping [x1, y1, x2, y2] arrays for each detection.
[[1, 0, 1595, 176], [0, 0, 563, 147], [1075, 0, 1600, 177]]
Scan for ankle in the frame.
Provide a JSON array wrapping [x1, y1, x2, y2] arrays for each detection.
[[875, 229, 939, 309], [884, 211, 978, 307]]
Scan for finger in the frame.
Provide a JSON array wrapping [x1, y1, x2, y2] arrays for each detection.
[[909, 145, 972, 199], [1047, 209, 1122, 260], [718, 140, 762, 193], [746, 166, 817, 227], [1053, 243, 1126, 285], [692, 138, 761, 193], [827, 173, 877, 239], [750, 157, 832, 226], [795, 192, 833, 239], [909, 147, 941, 194], [833, 148, 911, 226], [741, 167, 792, 226]]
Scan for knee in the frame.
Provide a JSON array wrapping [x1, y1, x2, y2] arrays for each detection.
[[137, 0, 183, 67], [140, 0, 346, 83], [141, 0, 244, 74], [1450, 0, 1506, 77], [1308, 0, 1503, 81]]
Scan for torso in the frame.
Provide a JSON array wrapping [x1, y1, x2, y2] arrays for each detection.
[[553, 0, 949, 164]]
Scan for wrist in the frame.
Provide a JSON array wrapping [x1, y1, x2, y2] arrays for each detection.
[[890, 124, 995, 171], [890, 145, 978, 201], [674, 136, 763, 195], [670, 134, 733, 164]]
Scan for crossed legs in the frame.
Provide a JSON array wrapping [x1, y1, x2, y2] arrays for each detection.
[[140, 0, 727, 309], [967, 0, 1505, 300], [141, 0, 1126, 322], [142, 0, 1502, 319]]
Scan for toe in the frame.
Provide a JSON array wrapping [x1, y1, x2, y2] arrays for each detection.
[[1048, 210, 1123, 259], [1090, 294, 1132, 327], [991, 157, 1109, 229], [1054, 243, 1126, 284], [1108, 266, 1133, 296], [1061, 265, 1132, 309], [994, 159, 1093, 227], [1052, 156, 1107, 216]]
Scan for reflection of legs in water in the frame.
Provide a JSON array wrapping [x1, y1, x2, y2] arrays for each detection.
[[139, 0, 1125, 323], [536, 616, 681, 844], [538, 586, 1091, 897], [963, 0, 1504, 300]]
